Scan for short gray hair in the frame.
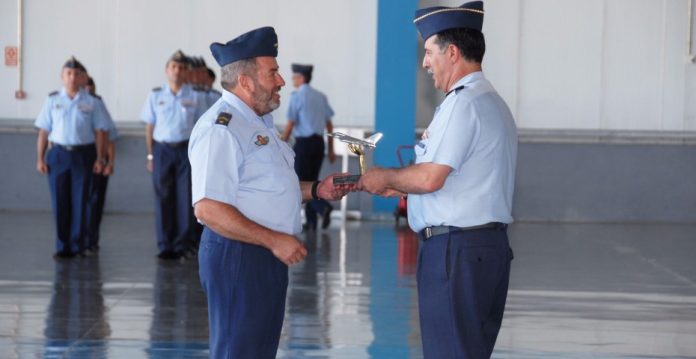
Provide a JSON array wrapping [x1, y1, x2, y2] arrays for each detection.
[[220, 58, 257, 90]]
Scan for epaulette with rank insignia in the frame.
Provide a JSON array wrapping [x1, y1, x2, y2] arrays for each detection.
[[48, 90, 59, 97], [215, 112, 232, 126], [152, 86, 162, 92], [193, 85, 205, 92], [446, 85, 465, 96], [93, 94, 102, 100]]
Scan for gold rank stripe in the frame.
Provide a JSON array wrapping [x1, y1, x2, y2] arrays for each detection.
[[413, 8, 484, 23]]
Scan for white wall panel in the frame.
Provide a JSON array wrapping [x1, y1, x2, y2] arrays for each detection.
[[517, 0, 604, 129], [602, 0, 663, 130], [0, 0, 377, 127]]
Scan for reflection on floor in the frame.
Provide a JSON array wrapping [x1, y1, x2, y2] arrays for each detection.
[[0, 212, 694, 358]]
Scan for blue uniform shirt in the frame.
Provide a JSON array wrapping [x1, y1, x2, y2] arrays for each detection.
[[286, 84, 334, 137], [189, 89, 302, 235], [408, 72, 518, 232], [95, 96, 118, 141], [140, 84, 208, 143], [34, 88, 110, 145]]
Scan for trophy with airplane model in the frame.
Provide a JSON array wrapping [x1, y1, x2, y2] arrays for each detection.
[[329, 132, 383, 184]]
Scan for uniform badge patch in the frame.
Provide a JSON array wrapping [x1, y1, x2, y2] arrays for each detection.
[[215, 112, 232, 126], [254, 135, 269, 146]]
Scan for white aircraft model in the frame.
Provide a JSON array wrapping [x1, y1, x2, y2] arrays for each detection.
[[329, 132, 383, 148]]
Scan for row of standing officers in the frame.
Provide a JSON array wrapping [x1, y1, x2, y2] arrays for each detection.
[[35, 51, 333, 260]]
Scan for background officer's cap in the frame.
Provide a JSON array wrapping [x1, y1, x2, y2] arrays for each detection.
[[169, 50, 190, 65], [63, 56, 86, 72], [193, 56, 207, 69], [210, 26, 278, 67], [414, 1, 484, 41], [291, 64, 313, 78]]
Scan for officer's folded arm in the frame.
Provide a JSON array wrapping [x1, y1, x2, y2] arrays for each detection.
[[359, 162, 451, 196], [194, 198, 308, 266]]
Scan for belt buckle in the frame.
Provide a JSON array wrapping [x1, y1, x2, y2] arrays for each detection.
[[424, 227, 432, 239]]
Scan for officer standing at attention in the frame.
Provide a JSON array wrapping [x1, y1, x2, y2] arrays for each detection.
[[35, 57, 110, 258], [281, 63, 336, 231], [192, 56, 222, 106], [359, 2, 518, 358], [188, 27, 352, 358], [140, 50, 208, 260], [83, 75, 118, 253]]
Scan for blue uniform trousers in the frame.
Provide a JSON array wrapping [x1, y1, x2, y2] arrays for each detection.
[[417, 227, 513, 359], [85, 173, 109, 250], [198, 227, 288, 359], [152, 141, 194, 253], [46, 144, 96, 255], [293, 135, 331, 226]]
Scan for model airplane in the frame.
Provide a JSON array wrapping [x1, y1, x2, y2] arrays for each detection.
[[329, 132, 383, 148]]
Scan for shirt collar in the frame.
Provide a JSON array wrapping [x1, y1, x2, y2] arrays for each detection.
[[60, 87, 84, 101], [163, 83, 190, 98], [447, 71, 484, 95], [221, 89, 274, 129]]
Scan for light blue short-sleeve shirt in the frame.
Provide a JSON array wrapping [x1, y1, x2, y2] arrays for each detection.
[[94, 96, 118, 141], [189, 90, 302, 236], [408, 72, 518, 232], [286, 84, 334, 138], [34, 88, 110, 145], [140, 84, 208, 143]]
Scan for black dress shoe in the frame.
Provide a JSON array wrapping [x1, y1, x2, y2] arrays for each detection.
[[53, 252, 74, 259], [321, 205, 333, 229]]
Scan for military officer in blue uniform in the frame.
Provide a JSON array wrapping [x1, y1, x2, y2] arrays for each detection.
[[35, 57, 110, 258], [140, 50, 208, 260], [83, 75, 118, 253], [281, 63, 336, 230], [190, 56, 221, 107], [189, 27, 352, 359], [359, 2, 518, 358]]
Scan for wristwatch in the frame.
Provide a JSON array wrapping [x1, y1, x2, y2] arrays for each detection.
[[147, 154, 153, 161]]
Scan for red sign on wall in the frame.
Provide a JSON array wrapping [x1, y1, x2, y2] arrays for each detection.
[[5, 46, 18, 66]]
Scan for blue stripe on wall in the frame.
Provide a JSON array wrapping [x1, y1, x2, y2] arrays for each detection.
[[372, 0, 419, 213]]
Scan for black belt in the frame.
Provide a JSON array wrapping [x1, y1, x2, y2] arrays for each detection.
[[51, 142, 95, 151], [157, 140, 188, 148], [419, 222, 507, 240]]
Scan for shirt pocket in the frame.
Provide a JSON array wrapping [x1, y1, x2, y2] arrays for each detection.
[[414, 139, 429, 157]]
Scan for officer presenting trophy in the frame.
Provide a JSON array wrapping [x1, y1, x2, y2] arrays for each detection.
[[329, 132, 383, 184]]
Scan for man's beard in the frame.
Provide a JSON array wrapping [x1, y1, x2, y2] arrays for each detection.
[[251, 85, 280, 115]]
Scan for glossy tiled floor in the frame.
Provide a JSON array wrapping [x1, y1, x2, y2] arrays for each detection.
[[1, 211, 695, 358]]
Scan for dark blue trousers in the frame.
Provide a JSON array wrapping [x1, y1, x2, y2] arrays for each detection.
[[417, 227, 513, 359], [46, 145, 96, 255], [85, 173, 109, 250], [198, 227, 288, 359], [152, 142, 194, 253], [293, 135, 331, 225]]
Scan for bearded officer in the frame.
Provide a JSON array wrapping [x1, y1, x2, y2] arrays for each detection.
[[189, 27, 351, 358]]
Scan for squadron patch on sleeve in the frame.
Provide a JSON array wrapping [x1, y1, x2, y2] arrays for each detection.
[[215, 112, 232, 126]]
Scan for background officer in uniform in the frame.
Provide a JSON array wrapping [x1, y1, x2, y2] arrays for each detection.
[[140, 50, 208, 260], [188, 27, 351, 359], [83, 75, 118, 253], [281, 63, 336, 231], [35, 57, 110, 258], [359, 2, 518, 358]]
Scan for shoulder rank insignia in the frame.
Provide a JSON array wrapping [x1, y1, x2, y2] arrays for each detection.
[[446, 85, 465, 97], [254, 134, 269, 146], [48, 90, 59, 97], [152, 86, 162, 92], [215, 112, 232, 126]]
